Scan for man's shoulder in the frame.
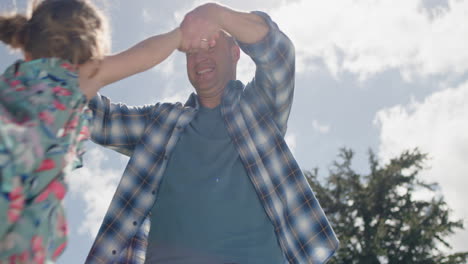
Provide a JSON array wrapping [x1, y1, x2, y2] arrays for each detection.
[[146, 101, 197, 119]]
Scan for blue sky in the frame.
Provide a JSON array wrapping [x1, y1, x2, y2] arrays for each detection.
[[1, 0, 467, 263]]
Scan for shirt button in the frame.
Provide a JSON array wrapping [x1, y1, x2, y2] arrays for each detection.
[[151, 190, 156, 195], [133, 221, 138, 226], [112, 250, 116, 255]]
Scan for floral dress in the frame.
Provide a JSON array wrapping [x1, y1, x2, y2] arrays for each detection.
[[0, 58, 91, 264]]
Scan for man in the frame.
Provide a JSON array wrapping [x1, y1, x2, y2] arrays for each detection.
[[85, 3, 338, 264]]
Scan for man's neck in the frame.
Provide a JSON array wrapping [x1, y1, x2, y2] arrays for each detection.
[[198, 95, 222, 109], [196, 83, 227, 109]]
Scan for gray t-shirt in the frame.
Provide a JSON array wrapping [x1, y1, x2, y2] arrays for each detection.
[[145, 105, 284, 264]]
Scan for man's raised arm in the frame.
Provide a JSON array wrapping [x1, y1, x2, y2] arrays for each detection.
[[179, 3, 269, 47]]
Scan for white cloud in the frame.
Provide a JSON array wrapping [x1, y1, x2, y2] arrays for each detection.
[[159, 91, 191, 104], [237, 53, 257, 84], [312, 120, 330, 134], [142, 9, 153, 23], [375, 81, 468, 253], [152, 53, 177, 77], [270, 0, 468, 80], [155, 78, 193, 104], [285, 130, 297, 155], [173, 0, 204, 22], [67, 147, 127, 238]]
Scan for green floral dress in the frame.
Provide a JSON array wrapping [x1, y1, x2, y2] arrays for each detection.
[[0, 58, 91, 264]]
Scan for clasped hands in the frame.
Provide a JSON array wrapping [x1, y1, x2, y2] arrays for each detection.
[[178, 3, 225, 54]]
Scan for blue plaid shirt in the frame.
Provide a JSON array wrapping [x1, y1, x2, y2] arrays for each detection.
[[85, 12, 338, 264]]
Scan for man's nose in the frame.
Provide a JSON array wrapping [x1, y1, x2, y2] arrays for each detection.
[[193, 51, 209, 62]]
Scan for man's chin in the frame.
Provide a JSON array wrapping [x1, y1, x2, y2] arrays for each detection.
[[194, 82, 216, 92]]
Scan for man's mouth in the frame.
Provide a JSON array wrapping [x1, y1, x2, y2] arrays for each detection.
[[197, 68, 214, 75]]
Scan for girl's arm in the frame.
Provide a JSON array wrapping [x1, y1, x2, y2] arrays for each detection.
[[79, 28, 182, 99]]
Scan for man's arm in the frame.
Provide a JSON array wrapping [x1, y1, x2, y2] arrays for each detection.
[[88, 94, 156, 156], [179, 3, 269, 48], [181, 3, 295, 134], [84, 28, 184, 154], [238, 11, 295, 135]]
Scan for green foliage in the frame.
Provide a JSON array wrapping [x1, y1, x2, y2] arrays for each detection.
[[306, 148, 468, 264]]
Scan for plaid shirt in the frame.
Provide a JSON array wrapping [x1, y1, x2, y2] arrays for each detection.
[[85, 12, 338, 264]]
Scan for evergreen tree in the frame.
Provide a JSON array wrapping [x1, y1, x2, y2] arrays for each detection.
[[306, 148, 468, 264]]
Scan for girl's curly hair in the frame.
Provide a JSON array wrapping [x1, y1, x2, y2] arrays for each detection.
[[0, 0, 110, 65]]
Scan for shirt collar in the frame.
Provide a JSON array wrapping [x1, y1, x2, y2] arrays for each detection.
[[184, 80, 244, 111]]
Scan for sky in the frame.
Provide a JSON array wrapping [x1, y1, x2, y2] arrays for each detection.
[[0, 0, 467, 263]]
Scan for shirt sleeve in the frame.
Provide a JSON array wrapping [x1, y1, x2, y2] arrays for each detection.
[[88, 94, 156, 156], [237, 11, 296, 136]]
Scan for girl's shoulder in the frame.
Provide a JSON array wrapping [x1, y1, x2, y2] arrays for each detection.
[[1, 58, 85, 99], [0, 57, 88, 123], [4, 58, 79, 81]]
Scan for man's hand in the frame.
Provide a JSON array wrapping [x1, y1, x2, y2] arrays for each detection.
[[179, 2, 269, 53], [179, 3, 222, 53]]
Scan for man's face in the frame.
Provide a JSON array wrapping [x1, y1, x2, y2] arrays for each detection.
[[186, 33, 240, 95]]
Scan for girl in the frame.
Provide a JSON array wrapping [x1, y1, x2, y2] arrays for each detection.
[[0, 0, 184, 263]]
